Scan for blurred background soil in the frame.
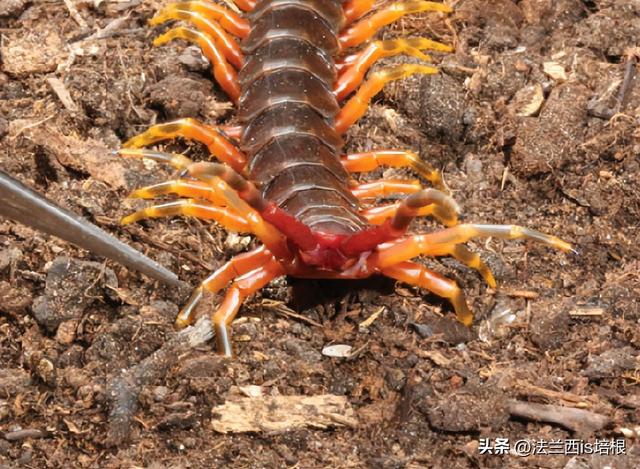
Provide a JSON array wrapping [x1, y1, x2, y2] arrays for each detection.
[[0, 0, 638, 467]]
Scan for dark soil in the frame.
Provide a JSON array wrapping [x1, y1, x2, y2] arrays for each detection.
[[1, 1, 638, 468]]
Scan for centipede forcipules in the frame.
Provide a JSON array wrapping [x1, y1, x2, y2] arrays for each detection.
[[118, 0, 573, 356]]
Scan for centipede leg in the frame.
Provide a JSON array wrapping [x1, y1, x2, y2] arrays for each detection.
[[154, 27, 240, 102], [119, 149, 292, 261], [232, 0, 255, 12], [150, 8, 244, 69], [342, 150, 442, 188], [129, 179, 225, 206], [155, 2, 250, 37], [382, 261, 473, 325], [342, 0, 375, 24], [212, 259, 285, 356], [351, 179, 423, 199], [360, 189, 459, 228], [339, 1, 453, 50], [335, 38, 452, 100], [374, 224, 574, 270], [122, 119, 246, 173], [121, 199, 250, 233], [389, 189, 460, 229], [335, 64, 439, 134], [361, 203, 436, 225], [175, 246, 274, 329]]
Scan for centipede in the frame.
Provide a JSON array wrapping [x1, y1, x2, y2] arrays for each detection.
[[118, 0, 573, 357]]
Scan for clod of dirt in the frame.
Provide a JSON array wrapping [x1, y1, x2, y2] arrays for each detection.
[[411, 317, 475, 345], [419, 73, 468, 144], [574, 2, 640, 56], [529, 304, 569, 350], [0, 368, 31, 396], [147, 76, 214, 119], [0, 281, 32, 316], [511, 82, 589, 176], [582, 346, 638, 380], [31, 256, 117, 332], [0, 0, 27, 17], [420, 384, 509, 432], [1, 31, 67, 76]]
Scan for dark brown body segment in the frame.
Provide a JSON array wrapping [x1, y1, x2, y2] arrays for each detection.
[[239, 0, 366, 233]]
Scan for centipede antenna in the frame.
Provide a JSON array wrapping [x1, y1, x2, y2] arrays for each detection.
[[0, 172, 181, 287]]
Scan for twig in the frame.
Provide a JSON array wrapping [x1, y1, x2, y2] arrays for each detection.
[[501, 288, 539, 299], [3, 429, 49, 441], [507, 400, 611, 434], [106, 316, 213, 446], [64, 0, 88, 29], [47, 77, 80, 113], [615, 50, 638, 113], [262, 299, 323, 328]]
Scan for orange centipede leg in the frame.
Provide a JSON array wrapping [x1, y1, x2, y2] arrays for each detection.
[[374, 224, 574, 271], [335, 64, 439, 135], [211, 259, 285, 356], [233, 0, 255, 12], [382, 261, 473, 325], [154, 27, 240, 102], [342, 150, 442, 188], [362, 208, 494, 283], [155, 1, 250, 37], [389, 189, 460, 229], [361, 203, 435, 225], [342, 0, 375, 25], [351, 179, 423, 199], [150, 8, 244, 69], [175, 246, 274, 329], [122, 120, 247, 173], [129, 179, 228, 207], [339, 1, 453, 50], [361, 188, 459, 227], [118, 149, 291, 262], [121, 199, 251, 233], [335, 38, 453, 100]]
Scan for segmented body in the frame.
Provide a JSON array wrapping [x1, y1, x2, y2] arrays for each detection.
[[238, 1, 363, 236], [119, 0, 572, 357]]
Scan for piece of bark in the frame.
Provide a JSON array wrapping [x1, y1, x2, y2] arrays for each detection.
[[211, 395, 357, 433]]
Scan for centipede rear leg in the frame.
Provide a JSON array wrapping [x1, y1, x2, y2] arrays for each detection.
[[174, 246, 275, 329], [212, 259, 285, 357]]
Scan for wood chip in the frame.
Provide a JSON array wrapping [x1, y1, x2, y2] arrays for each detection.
[[569, 306, 605, 317], [543, 61, 568, 81], [359, 306, 385, 329], [46, 77, 79, 113], [417, 349, 452, 367], [15, 125, 129, 190], [507, 400, 610, 434], [211, 395, 357, 433]]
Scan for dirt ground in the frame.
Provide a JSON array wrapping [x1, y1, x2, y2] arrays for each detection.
[[0, 0, 639, 467]]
